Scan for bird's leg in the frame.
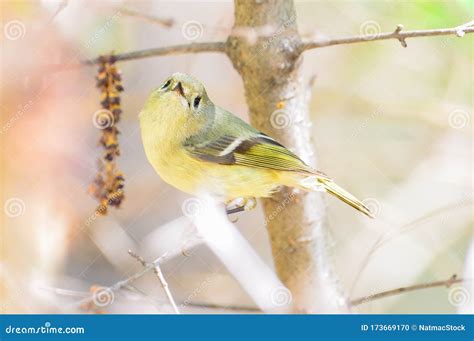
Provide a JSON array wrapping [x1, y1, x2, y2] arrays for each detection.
[[243, 197, 257, 211], [225, 197, 257, 215], [226, 206, 246, 215]]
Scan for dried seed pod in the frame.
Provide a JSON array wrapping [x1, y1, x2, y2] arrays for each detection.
[[88, 55, 125, 215]]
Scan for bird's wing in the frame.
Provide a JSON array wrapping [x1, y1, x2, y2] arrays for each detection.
[[183, 107, 329, 177]]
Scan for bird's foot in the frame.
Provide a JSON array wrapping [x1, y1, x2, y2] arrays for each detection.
[[243, 197, 257, 211], [225, 197, 257, 215]]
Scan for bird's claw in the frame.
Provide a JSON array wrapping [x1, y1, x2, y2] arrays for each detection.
[[225, 197, 257, 215]]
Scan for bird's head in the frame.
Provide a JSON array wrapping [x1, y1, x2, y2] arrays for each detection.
[[139, 73, 212, 140], [158, 72, 210, 113]]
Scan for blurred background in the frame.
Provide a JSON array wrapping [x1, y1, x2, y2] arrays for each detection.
[[1, 0, 472, 314]]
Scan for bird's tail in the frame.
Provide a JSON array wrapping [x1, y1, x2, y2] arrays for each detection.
[[292, 174, 374, 218], [318, 178, 374, 218]]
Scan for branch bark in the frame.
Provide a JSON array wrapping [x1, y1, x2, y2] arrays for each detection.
[[226, 0, 345, 313], [303, 22, 474, 50], [350, 274, 468, 306], [128, 251, 180, 314], [84, 42, 226, 65]]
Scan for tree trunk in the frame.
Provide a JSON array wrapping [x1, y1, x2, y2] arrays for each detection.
[[226, 0, 348, 313]]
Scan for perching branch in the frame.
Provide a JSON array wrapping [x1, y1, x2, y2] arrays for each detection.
[[350, 274, 469, 306], [303, 22, 474, 50], [226, 0, 345, 313]]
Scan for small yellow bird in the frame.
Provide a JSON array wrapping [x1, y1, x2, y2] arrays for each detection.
[[139, 73, 373, 218]]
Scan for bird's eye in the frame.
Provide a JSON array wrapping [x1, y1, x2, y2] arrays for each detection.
[[193, 96, 201, 109], [161, 79, 172, 90]]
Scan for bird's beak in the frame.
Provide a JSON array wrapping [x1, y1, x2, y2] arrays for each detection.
[[173, 81, 185, 97]]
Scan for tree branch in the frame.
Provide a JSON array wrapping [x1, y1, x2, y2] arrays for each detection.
[[48, 274, 471, 313], [112, 6, 174, 27], [82, 42, 226, 65], [76, 251, 168, 310], [128, 250, 180, 314], [303, 22, 474, 51], [350, 274, 470, 306], [62, 21, 473, 70], [226, 0, 347, 314]]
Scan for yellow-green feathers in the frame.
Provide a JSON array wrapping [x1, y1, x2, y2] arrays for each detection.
[[139, 72, 373, 218]]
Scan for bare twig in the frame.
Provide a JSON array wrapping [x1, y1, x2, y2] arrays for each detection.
[[153, 263, 180, 314], [63, 273, 471, 312], [82, 42, 226, 65], [128, 250, 180, 314], [46, 0, 68, 24], [303, 21, 474, 50], [350, 274, 470, 306], [75, 251, 167, 309], [47, 284, 260, 313], [350, 199, 473, 296], [128, 250, 149, 267], [113, 7, 174, 27], [178, 301, 259, 313], [48, 42, 226, 71]]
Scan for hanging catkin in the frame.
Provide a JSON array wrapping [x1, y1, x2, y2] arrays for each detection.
[[88, 55, 125, 215]]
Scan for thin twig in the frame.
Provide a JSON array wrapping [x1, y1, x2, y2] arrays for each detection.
[[75, 251, 166, 309], [47, 42, 226, 71], [128, 249, 148, 267], [113, 7, 174, 27], [350, 199, 473, 296], [83, 42, 226, 65], [65, 274, 471, 312], [303, 21, 474, 51], [179, 301, 259, 313], [129, 250, 180, 314], [40, 286, 90, 298], [153, 263, 180, 314], [46, 0, 68, 25], [350, 274, 470, 306], [49, 283, 259, 312]]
